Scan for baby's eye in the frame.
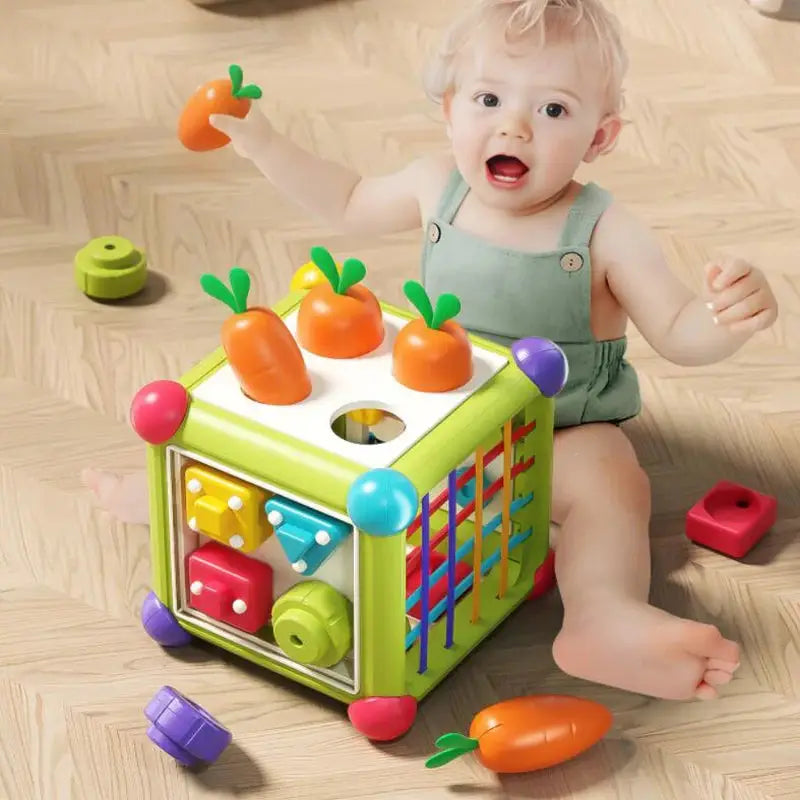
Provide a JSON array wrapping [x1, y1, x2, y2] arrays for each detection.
[[541, 102, 567, 118], [475, 92, 500, 108]]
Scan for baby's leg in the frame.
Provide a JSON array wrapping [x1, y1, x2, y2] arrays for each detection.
[[81, 468, 150, 525], [549, 423, 740, 700]]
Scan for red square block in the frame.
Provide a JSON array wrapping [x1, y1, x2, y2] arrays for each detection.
[[187, 541, 273, 634], [686, 481, 777, 558]]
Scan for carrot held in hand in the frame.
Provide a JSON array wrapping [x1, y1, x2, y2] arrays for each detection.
[[179, 64, 262, 152], [200, 267, 311, 405], [392, 280, 472, 393], [425, 694, 613, 774]]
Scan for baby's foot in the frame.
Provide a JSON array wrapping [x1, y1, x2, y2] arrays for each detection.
[[81, 468, 150, 525], [552, 597, 740, 701]]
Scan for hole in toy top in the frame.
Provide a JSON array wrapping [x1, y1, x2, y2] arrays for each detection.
[[703, 484, 758, 523], [104, 243, 115, 250], [290, 634, 303, 647], [330, 405, 406, 445]]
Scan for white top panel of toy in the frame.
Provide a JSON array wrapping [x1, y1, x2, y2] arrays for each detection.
[[192, 308, 507, 469]]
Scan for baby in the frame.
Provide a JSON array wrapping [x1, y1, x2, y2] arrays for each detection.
[[85, 0, 778, 701]]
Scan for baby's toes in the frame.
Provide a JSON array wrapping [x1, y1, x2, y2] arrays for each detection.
[[695, 626, 740, 667], [82, 468, 122, 504], [707, 656, 741, 675], [702, 668, 735, 687], [80, 467, 102, 493], [694, 681, 719, 701]]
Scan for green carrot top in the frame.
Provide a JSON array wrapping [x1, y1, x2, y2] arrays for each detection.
[[200, 266, 251, 314], [228, 64, 262, 100], [425, 732, 479, 769], [310, 245, 367, 295], [403, 280, 461, 331]]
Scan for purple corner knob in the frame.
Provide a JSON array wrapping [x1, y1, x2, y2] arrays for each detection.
[[511, 337, 569, 398], [141, 591, 192, 647]]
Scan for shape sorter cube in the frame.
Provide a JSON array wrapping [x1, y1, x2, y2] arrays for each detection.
[[130, 252, 567, 743]]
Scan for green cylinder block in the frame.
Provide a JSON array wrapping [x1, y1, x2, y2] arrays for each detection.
[[272, 581, 352, 668], [74, 235, 147, 300]]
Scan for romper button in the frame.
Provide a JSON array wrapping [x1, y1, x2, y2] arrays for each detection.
[[560, 252, 584, 272], [428, 222, 441, 243]]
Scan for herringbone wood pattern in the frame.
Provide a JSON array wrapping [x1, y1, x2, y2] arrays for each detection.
[[1, 0, 799, 798]]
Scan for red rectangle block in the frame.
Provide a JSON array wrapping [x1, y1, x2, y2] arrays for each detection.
[[187, 541, 274, 633]]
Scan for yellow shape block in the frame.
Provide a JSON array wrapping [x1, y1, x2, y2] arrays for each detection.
[[184, 464, 271, 553], [194, 495, 236, 540], [347, 408, 385, 426], [289, 259, 341, 292]]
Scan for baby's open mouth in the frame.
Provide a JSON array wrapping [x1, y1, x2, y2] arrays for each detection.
[[486, 154, 529, 184]]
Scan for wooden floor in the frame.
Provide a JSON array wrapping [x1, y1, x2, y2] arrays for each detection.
[[2, 0, 799, 797]]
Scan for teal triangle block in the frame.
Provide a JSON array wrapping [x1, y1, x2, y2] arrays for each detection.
[[275, 523, 314, 563]]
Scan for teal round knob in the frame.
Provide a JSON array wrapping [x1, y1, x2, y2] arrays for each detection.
[[74, 236, 147, 300]]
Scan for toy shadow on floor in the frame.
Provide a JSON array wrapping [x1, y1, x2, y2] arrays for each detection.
[[88, 271, 170, 307], [757, 7, 800, 20], [190, 0, 341, 19], [187, 742, 269, 792]]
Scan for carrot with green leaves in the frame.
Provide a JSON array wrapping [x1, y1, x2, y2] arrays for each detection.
[[426, 695, 613, 774], [296, 245, 384, 358], [178, 64, 262, 152], [392, 280, 473, 393], [200, 267, 311, 405]]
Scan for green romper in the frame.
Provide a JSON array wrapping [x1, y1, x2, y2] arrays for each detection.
[[420, 169, 642, 429]]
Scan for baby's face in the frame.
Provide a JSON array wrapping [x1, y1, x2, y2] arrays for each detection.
[[445, 29, 616, 214]]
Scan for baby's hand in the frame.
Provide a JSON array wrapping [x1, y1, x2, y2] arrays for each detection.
[[704, 257, 778, 335], [209, 102, 274, 161]]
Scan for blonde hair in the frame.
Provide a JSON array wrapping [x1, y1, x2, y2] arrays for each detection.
[[423, 0, 629, 114]]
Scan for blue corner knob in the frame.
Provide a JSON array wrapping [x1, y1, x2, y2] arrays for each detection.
[[346, 468, 419, 536], [511, 337, 569, 398]]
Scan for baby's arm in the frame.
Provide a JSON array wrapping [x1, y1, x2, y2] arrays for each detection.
[[594, 204, 778, 366], [209, 104, 442, 237]]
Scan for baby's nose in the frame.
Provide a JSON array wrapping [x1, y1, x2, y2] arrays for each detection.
[[497, 114, 532, 141]]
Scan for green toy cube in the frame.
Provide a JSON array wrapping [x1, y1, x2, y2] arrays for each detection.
[[134, 290, 556, 741]]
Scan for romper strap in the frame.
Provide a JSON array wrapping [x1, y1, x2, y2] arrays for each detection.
[[436, 168, 471, 223], [557, 182, 614, 248]]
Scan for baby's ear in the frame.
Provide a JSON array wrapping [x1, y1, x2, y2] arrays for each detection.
[[442, 90, 454, 139], [442, 89, 453, 116], [584, 114, 624, 162]]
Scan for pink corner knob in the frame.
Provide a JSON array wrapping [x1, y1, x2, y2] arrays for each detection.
[[347, 696, 417, 741], [686, 480, 777, 559], [130, 380, 189, 444]]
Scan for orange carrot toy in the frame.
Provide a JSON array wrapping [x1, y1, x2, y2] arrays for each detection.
[[296, 245, 384, 359], [425, 695, 613, 774], [200, 267, 311, 405], [178, 64, 262, 152], [392, 280, 473, 393]]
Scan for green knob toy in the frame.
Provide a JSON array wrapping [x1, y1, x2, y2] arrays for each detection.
[[74, 235, 147, 300], [272, 581, 353, 668]]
